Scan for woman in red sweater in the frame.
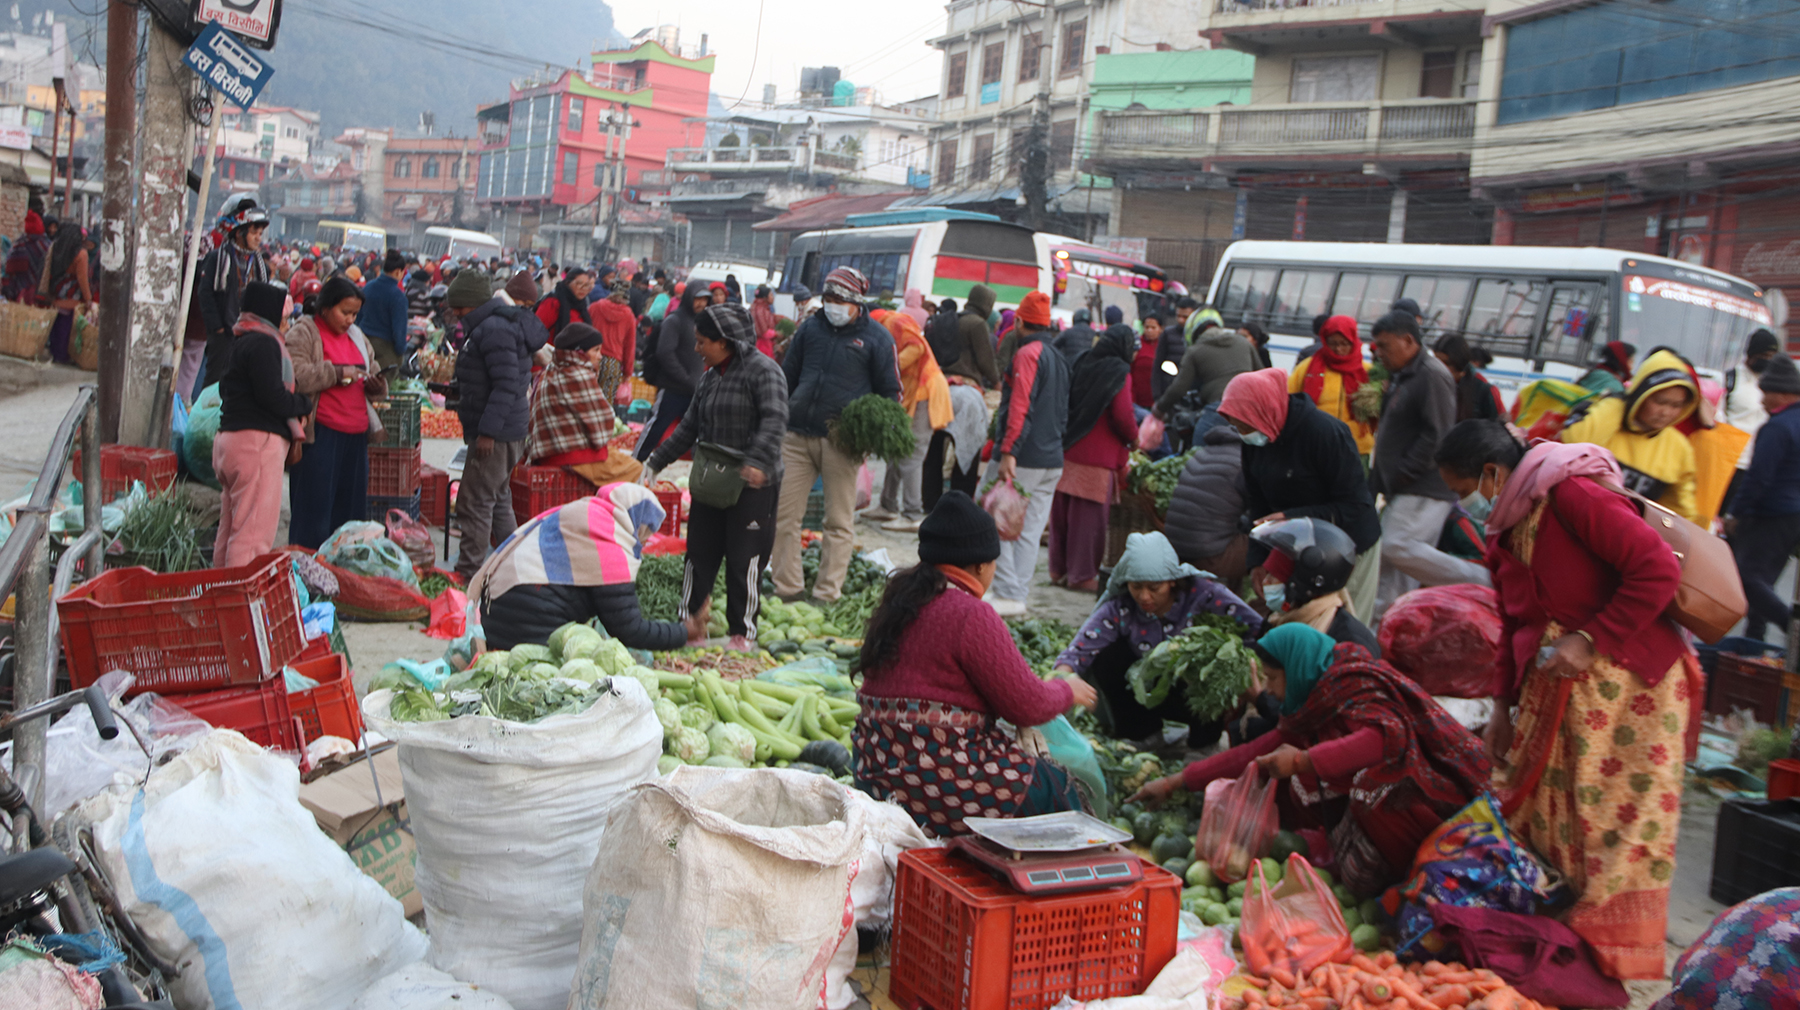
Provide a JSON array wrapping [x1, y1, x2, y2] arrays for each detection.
[[1051, 323, 1140, 591], [855, 491, 1097, 837], [1436, 420, 1696, 980], [1131, 623, 1489, 897]]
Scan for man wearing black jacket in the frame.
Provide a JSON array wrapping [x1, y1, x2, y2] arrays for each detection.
[[635, 286, 705, 462]]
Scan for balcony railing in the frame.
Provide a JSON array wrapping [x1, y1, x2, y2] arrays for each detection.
[[1091, 100, 1475, 165], [1215, 0, 1385, 11], [665, 145, 862, 174]]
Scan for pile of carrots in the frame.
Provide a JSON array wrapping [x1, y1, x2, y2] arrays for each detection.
[[1222, 952, 1558, 1010], [1240, 914, 1353, 981]]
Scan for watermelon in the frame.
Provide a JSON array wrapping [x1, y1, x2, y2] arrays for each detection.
[[1151, 833, 1191, 864], [1267, 830, 1307, 862]]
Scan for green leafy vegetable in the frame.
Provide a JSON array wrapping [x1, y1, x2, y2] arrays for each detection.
[[829, 394, 917, 462], [1125, 448, 1198, 515], [1125, 621, 1254, 723]]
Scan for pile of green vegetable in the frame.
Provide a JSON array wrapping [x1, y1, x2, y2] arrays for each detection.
[[375, 621, 661, 724], [1124, 448, 1198, 514], [830, 394, 917, 462], [1125, 615, 1253, 723], [1007, 617, 1078, 676], [111, 488, 207, 573], [648, 658, 860, 777], [1172, 845, 1380, 950]]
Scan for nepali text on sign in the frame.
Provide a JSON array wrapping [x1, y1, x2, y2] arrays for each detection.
[[196, 0, 277, 44], [183, 21, 276, 109]]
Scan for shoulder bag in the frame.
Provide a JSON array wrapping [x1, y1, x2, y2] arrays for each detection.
[[689, 441, 748, 510]]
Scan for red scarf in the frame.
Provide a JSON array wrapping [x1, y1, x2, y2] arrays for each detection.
[[1302, 315, 1369, 404]]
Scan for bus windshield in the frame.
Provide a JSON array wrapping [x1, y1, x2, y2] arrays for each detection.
[[1619, 272, 1772, 371]]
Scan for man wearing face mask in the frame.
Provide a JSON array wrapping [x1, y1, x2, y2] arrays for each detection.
[[771, 266, 903, 604]]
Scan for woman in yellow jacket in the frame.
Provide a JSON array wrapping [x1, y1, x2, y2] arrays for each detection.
[[870, 311, 954, 532], [1559, 347, 1699, 521], [1289, 314, 1375, 455]]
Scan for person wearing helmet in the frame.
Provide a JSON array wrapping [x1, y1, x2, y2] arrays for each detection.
[[1250, 518, 1379, 655], [194, 199, 273, 393], [1052, 531, 1260, 746]]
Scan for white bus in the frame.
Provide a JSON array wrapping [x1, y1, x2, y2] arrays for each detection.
[[1205, 241, 1777, 390], [779, 213, 1048, 310], [419, 227, 503, 263]]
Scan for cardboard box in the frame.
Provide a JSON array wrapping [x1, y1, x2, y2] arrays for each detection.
[[298, 746, 420, 917]]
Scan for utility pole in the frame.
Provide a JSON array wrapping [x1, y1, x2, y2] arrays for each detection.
[[98, 0, 140, 442], [1020, 18, 1054, 231], [120, 24, 195, 447]]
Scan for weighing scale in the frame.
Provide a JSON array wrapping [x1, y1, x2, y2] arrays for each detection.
[[951, 812, 1146, 895]]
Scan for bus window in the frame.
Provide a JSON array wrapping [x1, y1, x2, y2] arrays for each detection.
[[1331, 272, 1400, 327], [1221, 266, 1277, 317], [1400, 275, 1472, 337], [1537, 283, 1605, 362], [1466, 278, 1546, 353], [1271, 270, 1335, 331]]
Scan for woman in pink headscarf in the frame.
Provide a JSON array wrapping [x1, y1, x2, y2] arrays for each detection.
[[900, 288, 931, 328]]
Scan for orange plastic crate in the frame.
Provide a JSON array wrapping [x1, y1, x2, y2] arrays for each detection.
[[172, 674, 304, 753], [510, 465, 592, 522], [889, 847, 1179, 1010], [287, 653, 363, 744], [58, 552, 306, 696]]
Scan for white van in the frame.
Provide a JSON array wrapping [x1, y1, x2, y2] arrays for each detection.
[[420, 227, 503, 263]]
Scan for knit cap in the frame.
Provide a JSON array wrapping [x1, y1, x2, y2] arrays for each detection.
[[917, 491, 1001, 566], [554, 322, 603, 353], [240, 281, 288, 326], [446, 269, 491, 308], [1016, 291, 1052, 327], [504, 271, 539, 306], [1760, 353, 1800, 395], [822, 266, 868, 303]]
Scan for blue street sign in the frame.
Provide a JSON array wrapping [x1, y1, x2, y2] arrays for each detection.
[[183, 21, 276, 108]]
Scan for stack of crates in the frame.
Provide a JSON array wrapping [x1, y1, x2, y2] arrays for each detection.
[[420, 463, 451, 527], [367, 395, 424, 520]]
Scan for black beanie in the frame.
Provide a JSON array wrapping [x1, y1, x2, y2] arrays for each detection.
[[1748, 328, 1781, 358], [554, 321, 603, 353], [1759, 353, 1800, 396], [917, 491, 1001, 567], [240, 281, 287, 327]]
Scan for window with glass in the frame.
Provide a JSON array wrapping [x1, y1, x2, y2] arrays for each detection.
[[1050, 119, 1076, 170], [937, 138, 959, 184], [1019, 31, 1042, 82], [1537, 284, 1605, 362], [1270, 269, 1336, 329], [970, 134, 995, 181], [1290, 55, 1379, 102], [1464, 278, 1546, 352], [982, 42, 1005, 85], [567, 96, 584, 132], [562, 151, 578, 184], [1220, 266, 1278, 318], [422, 157, 439, 179], [1060, 20, 1086, 75], [946, 52, 968, 97], [393, 158, 411, 178], [1330, 272, 1401, 325], [1399, 275, 1472, 336]]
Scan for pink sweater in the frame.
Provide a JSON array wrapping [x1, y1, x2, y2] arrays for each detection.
[[860, 581, 1074, 724], [1180, 727, 1385, 793]]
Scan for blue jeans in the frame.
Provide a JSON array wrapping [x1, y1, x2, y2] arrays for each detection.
[[288, 425, 369, 550]]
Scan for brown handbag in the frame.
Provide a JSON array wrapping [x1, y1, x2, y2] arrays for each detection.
[[1583, 481, 1747, 643]]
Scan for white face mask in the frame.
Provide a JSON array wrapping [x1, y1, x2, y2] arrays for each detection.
[[1241, 430, 1271, 447], [1460, 467, 1497, 523], [823, 303, 855, 328]]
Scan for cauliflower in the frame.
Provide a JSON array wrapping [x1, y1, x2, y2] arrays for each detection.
[[656, 754, 683, 776], [706, 722, 757, 764], [654, 697, 682, 737], [668, 725, 711, 765], [1118, 754, 1165, 795]]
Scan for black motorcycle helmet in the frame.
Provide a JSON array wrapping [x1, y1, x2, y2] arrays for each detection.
[[1249, 517, 1357, 607]]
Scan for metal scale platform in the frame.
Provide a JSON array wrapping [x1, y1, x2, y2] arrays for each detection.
[[951, 812, 1146, 895]]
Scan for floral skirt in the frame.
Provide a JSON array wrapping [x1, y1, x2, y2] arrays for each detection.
[[852, 695, 1040, 839], [1495, 621, 1695, 980]]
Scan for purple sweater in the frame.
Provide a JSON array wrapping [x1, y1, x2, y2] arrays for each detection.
[[1055, 579, 1262, 674]]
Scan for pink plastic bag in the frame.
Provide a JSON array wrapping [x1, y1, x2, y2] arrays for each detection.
[[1194, 766, 1278, 883], [425, 587, 469, 640], [1378, 584, 1502, 698], [979, 478, 1029, 541], [856, 464, 874, 510], [385, 508, 436, 570], [1138, 412, 1166, 451]]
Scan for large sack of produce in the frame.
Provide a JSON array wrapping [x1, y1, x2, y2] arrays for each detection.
[[74, 731, 427, 1010], [1376, 584, 1502, 699], [349, 963, 516, 1010], [363, 677, 660, 1010], [568, 767, 873, 1010]]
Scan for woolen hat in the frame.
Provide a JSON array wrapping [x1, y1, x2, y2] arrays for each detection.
[[554, 322, 604, 353], [610, 278, 630, 296], [1748, 328, 1781, 358], [446, 269, 491, 308], [1759, 353, 1800, 395], [240, 281, 288, 326], [1104, 305, 1124, 325], [504, 271, 539, 306], [917, 491, 1000, 567], [822, 266, 868, 303], [1016, 290, 1052, 327]]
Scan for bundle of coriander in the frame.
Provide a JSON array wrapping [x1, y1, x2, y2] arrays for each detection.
[[829, 394, 916, 462]]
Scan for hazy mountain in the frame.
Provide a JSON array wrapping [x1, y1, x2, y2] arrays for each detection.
[[13, 1, 629, 137]]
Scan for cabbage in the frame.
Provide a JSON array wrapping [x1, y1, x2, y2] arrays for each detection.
[[677, 703, 715, 733], [519, 662, 562, 682], [654, 697, 682, 737], [559, 658, 602, 684], [620, 665, 660, 699], [547, 622, 587, 657], [669, 725, 711, 764], [560, 628, 607, 662], [471, 650, 511, 677], [657, 754, 683, 776], [593, 638, 634, 676], [507, 644, 554, 671], [706, 722, 757, 764]]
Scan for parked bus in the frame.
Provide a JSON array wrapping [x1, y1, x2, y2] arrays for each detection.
[[315, 220, 387, 252], [779, 212, 1047, 309], [1205, 241, 1775, 390], [1044, 236, 1176, 321], [419, 227, 503, 263]]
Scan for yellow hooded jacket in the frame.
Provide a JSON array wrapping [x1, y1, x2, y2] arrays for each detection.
[[1559, 348, 1698, 520]]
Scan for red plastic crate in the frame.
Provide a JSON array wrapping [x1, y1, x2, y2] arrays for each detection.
[[510, 465, 592, 522], [653, 486, 687, 537], [287, 653, 363, 744], [1709, 652, 1800, 728], [1769, 759, 1800, 802], [889, 847, 1179, 1010], [75, 445, 180, 502], [171, 673, 304, 753], [295, 634, 332, 664], [367, 445, 423, 497], [420, 463, 450, 527], [58, 552, 306, 696]]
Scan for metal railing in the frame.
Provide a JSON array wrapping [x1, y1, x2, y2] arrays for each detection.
[[1215, 0, 1385, 11], [1221, 107, 1368, 144], [0, 385, 103, 816], [1089, 100, 1477, 161], [1378, 102, 1476, 140], [665, 145, 862, 173], [1099, 111, 1210, 148]]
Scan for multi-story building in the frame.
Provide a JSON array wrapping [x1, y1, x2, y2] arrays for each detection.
[[918, 0, 1201, 233], [216, 105, 319, 167], [266, 160, 362, 244], [475, 37, 714, 255], [1471, 0, 1800, 349], [382, 136, 482, 244]]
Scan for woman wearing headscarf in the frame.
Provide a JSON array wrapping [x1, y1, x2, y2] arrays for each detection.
[[1287, 314, 1373, 455], [285, 277, 385, 549], [1436, 420, 1695, 979], [1048, 323, 1139, 591], [39, 222, 92, 362], [588, 277, 637, 397], [196, 202, 272, 391], [213, 282, 311, 568], [473, 485, 707, 651], [1560, 347, 1700, 520], [1578, 340, 1637, 397], [1223, 367, 1382, 621], [1, 206, 48, 304], [869, 312, 952, 532], [1433, 333, 1500, 422], [1131, 623, 1490, 897], [1053, 532, 1261, 743], [524, 321, 640, 491], [1241, 321, 1272, 370], [1130, 314, 1170, 409], [855, 492, 1097, 838], [900, 287, 930, 328]]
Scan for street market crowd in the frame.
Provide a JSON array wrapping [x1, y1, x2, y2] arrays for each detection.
[[12, 192, 1800, 1008]]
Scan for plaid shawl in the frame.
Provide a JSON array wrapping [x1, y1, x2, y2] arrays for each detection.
[[526, 347, 617, 461], [468, 482, 665, 606], [1284, 641, 1491, 816]]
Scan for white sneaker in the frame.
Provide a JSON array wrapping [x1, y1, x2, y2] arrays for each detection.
[[985, 596, 1028, 617], [861, 506, 900, 522], [881, 517, 922, 532]]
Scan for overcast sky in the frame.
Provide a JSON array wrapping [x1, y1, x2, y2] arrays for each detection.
[[610, 0, 949, 107]]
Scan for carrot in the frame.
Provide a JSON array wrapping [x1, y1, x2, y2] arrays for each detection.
[[1300, 998, 1336, 1010], [1387, 977, 1434, 1009], [1377, 951, 1397, 969], [1268, 984, 1288, 1006], [1295, 937, 1345, 976], [1429, 984, 1473, 1008], [1290, 918, 1322, 938], [1422, 961, 1448, 977], [1244, 989, 1267, 1006], [1433, 972, 1479, 986], [1363, 978, 1394, 1003], [1350, 953, 1383, 974], [1241, 975, 1271, 990], [1271, 967, 1299, 990], [1245, 936, 1273, 977]]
